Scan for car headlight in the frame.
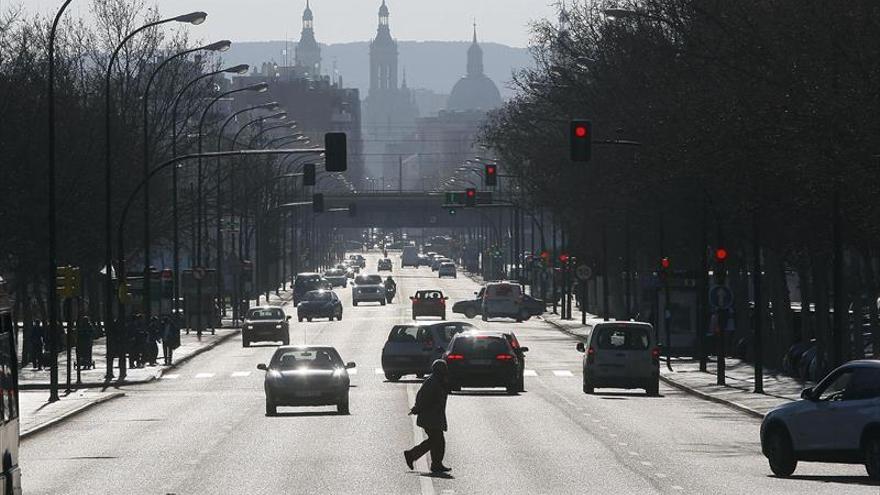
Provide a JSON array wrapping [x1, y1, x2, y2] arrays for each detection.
[[268, 370, 282, 380], [275, 324, 282, 329], [332, 368, 346, 378], [246, 324, 253, 329]]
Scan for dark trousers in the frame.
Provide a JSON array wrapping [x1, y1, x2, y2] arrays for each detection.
[[408, 428, 445, 468], [162, 343, 173, 364]]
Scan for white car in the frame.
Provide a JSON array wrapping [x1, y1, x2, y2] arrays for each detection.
[[351, 274, 386, 306], [438, 262, 456, 278], [760, 360, 880, 479]]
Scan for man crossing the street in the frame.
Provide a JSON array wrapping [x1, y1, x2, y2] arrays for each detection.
[[404, 359, 452, 474]]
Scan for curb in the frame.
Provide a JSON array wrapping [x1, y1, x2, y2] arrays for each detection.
[[21, 391, 125, 440], [539, 316, 767, 419], [19, 329, 241, 390]]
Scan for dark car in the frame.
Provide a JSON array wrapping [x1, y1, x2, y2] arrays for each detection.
[[499, 331, 529, 392], [378, 258, 393, 271], [411, 290, 447, 320], [349, 254, 366, 268], [323, 269, 348, 288], [242, 306, 291, 347], [453, 288, 545, 320], [297, 290, 343, 322], [258, 346, 355, 416], [381, 321, 475, 381], [293, 273, 330, 305], [444, 331, 523, 394]]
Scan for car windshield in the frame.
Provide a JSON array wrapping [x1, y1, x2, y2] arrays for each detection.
[[304, 291, 333, 301], [272, 349, 340, 370], [247, 308, 284, 320], [295, 275, 321, 287], [388, 325, 419, 343], [487, 284, 520, 297], [594, 326, 650, 350], [356, 275, 382, 285], [451, 336, 510, 356], [429, 323, 474, 342], [324, 270, 344, 277]]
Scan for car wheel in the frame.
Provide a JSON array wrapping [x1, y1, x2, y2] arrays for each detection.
[[242, 338, 250, 348], [518, 310, 529, 322], [582, 373, 594, 394], [265, 398, 277, 416], [646, 379, 660, 396], [281, 337, 290, 346], [384, 372, 401, 382], [298, 317, 303, 323], [766, 428, 797, 477], [482, 314, 489, 322], [518, 374, 525, 392], [464, 308, 477, 319], [506, 384, 519, 395], [353, 301, 358, 307], [865, 436, 880, 480], [450, 382, 462, 392], [416, 373, 425, 379], [337, 395, 350, 415], [381, 300, 386, 306], [441, 312, 446, 320], [307, 318, 313, 323]]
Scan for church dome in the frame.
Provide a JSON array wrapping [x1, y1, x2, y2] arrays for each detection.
[[448, 75, 502, 111]]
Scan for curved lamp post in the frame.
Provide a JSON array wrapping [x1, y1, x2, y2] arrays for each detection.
[[104, 10, 207, 381]]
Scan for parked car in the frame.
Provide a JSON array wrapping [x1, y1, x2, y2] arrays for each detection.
[[380, 321, 475, 381], [760, 360, 880, 480], [242, 306, 291, 347], [401, 246, 420, 268], [322, 269, 348, 288], [411, 290, 448, 320], [482, 281, 528, 322], [352, 274, 386, 306], [378, 258, 393, 271], [297, 290, 343, 322], [575, 322, 660, 395], [444, 331, 524, 394], [438, 262, 457, 278], [258, 346, 355, 415], [293, 273, 329, 305]]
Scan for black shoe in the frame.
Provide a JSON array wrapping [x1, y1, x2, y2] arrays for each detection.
[[403, 451, 414, 470], [430, 465, 451, 473]]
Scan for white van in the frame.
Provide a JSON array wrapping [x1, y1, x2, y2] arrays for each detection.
[[481, 281, 527, 322], [401, 246, 420, 268], [576, 322, 660, 396]]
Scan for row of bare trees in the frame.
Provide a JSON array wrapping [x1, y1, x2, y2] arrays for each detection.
[[482, 0, 880, 378]]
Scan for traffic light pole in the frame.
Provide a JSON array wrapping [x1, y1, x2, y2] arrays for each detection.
[[752, 213, 764, 393]]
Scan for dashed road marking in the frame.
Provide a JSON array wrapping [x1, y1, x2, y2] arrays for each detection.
[[195, 373, 215, 379], [161, 374, 179, 379], [374, 368, 385, 375], [348, 368, 358, 375], [524, 369, 537, 377], [407, 384, 436, 495], [656, 473, 667, 479], [640, 461, 653, 466], [628, 451, 640, 456], [552, 370, 574, 377], [671, 486, 683, 491], [618, 442, 628, 446], [231, 371, 251, 378]]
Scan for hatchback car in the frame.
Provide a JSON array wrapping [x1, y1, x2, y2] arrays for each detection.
[[482, 281, 528, 322], [297, 290, 343, 322], [322, 269, 348, 288], [258, 346, 355, 415], [380, 321, 475, 381], [293, 273, 329, 305], [352, 274, 386, 306], [444, 331, 523, 394], [411, 290, 447, 320], [575, 322, 659, 395], [242, 306, 291, 347], [431, 257, 451, 271], [378, 258, 393, 271], [760, 360, 880, 480], [438, 262, 456, 278], [349, 254, 366, 268]]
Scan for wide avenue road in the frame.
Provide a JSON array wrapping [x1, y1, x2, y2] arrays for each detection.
[[22, 253, 871, 494]]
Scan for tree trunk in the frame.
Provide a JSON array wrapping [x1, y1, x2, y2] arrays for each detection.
[[811, 253, 831, 377]]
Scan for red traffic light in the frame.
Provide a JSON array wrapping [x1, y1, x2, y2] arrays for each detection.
[[466, 188, 476, 198], [715, 247, 728, 262], [486, 164, 497, 175], [574, 125, 588, 138], [540, 250, 550, 260], [660, 257, 671, 269], [559, 252, 570, 263], [160, 269, 173, 281]]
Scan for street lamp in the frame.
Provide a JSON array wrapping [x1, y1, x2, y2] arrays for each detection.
[[104, 11, 208, 381], [142, 39, 231, 320], [247, 122, 299, 149]]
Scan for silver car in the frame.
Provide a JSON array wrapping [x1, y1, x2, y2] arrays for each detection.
[[438, 262, 457, 278], [576, 322, 660, 396], [352, 274, 386, 306], [380, 321, 474, 381]]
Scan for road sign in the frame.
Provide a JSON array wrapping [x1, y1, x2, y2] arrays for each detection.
[[709, 285, 734, 310], [575, 264, 593, 281]]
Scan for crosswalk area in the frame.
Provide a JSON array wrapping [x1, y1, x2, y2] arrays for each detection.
[[160, 368, 584, 381]]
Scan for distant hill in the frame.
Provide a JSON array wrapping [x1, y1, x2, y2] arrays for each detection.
[[223, 40, 532, 100]]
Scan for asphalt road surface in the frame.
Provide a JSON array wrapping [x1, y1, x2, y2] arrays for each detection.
[[21, 252, 877, 494]]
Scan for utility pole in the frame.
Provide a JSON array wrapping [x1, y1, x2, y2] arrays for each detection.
[[753, 213, 764, 393]]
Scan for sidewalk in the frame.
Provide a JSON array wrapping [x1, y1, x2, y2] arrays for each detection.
[[540, 312, 810, 418], [19, 389, 125, 439]]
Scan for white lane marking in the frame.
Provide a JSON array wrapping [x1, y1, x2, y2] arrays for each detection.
[[655, 473, 667, 479], [195, 373, 215, 379], [618, 442, 628, 446], [161, 374, 179, 379], [608, 433, 617, 438], [348, 368, 358, 375], [640, 461, 653, 467], [671, 486, 683, 491], [552, 370, 574, 377], [406, 384, 436, 495], [523, 369, 538, 377], [231, 371, 251, 378], [375, 368, 385, 374], [628, 451, 640, 456]]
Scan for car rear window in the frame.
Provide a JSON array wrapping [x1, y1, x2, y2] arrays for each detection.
[[272, 348, 340, 370], [248, 308, 284, 320], [304, 291, 333, 301], [594, 326, 650, 350], [324, 270, 344, 277], [429, 323, 473, 342], [388, 325, 419, 343], [451, 336, 511, 356], [356, 275, 382, 285], [416, 290, 443, 299], [295, 275, 321, 288], [486, 284, 521, 298]]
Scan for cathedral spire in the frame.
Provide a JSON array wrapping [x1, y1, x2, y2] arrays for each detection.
[[467, 23, 484, 77]]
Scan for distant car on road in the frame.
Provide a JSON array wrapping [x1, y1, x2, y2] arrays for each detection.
[[258, 346, 355, 416], [349, 254, 366, 268], [322, 269, 348, 288], [293, 273, 329, 305], [297, 290, 343, 322], [417, 254, 431, 267], [411, 290, 447, 320], [352, 274, 386, 306], [438, 262, 456, 278], [444, 331, 524, 394], [454, 287, 544, 320], [431, 257, 451, 272], [575, 322, 659, 395], [381, 321, 475, 381], [378, 258, 393, 271], [242, 306, 291, 347], [760, 360, 880, 480], [401, 246, 420, 268]]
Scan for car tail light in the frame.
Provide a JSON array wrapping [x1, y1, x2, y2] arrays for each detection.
[[651, 347, 661, 362], [446, 354, 464, 361], [495, 354, 514, 361], [587, 346, 596, 365]]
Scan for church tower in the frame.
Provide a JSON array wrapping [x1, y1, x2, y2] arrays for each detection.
[[369, 0, 398, 93], [467, 24, 484, 77], [295, 0, 321, 77]]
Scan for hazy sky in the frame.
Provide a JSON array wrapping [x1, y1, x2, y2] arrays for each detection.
[[12, 0, 560, 47]]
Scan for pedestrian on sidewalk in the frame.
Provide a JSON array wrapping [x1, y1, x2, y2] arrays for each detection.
[[146, 316, 161, 366], [127, 314, 146, 369], [404, 359, 452, 474], [30, 319, 45, 370], [160, 314, 181, 365], [75, 315, 95, 370]]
